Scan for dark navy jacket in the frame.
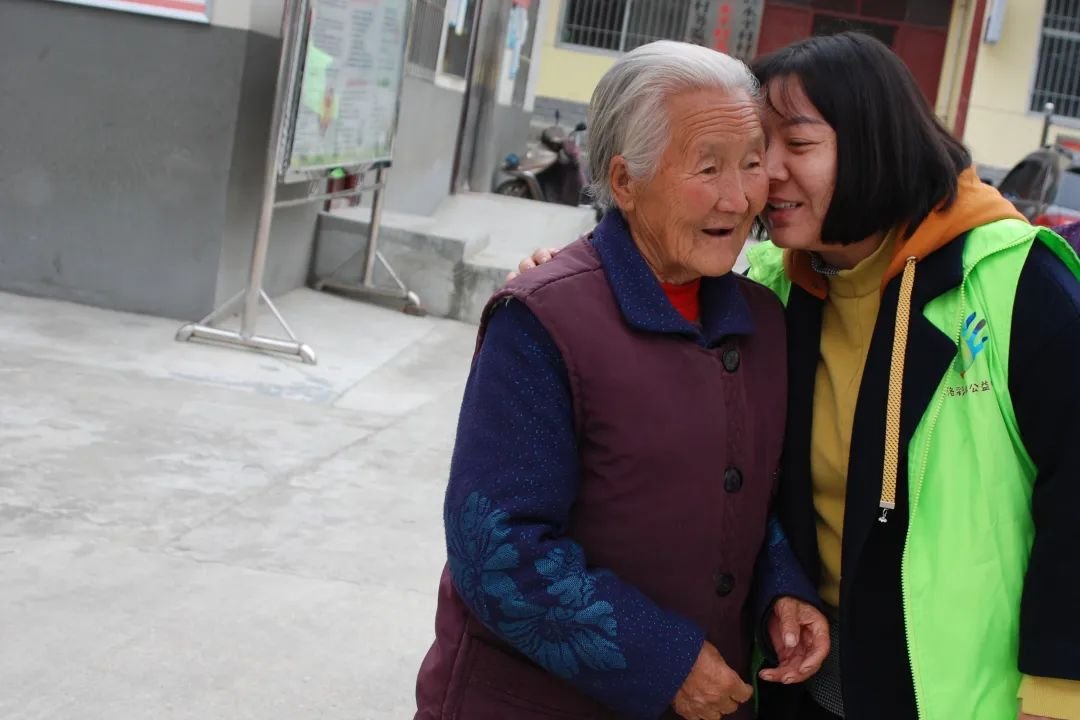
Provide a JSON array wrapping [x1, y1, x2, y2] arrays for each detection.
[[758, 232, 1080, 719]]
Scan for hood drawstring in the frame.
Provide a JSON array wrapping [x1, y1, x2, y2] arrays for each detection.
[[880, 257, 918, 523]]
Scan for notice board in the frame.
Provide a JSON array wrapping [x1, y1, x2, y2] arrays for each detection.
[[283, 0, 410, 175], [44, 0, 211, 23]]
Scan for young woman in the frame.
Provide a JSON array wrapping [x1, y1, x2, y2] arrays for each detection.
[[747, 32, 1080, 720]]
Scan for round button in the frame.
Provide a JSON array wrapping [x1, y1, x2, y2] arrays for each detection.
[[722, 348, 740, 372], [724, 467, 743, 493], [714, 572, 736, 597]]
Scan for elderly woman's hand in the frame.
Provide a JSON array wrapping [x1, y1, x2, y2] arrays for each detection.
[[505, 247, 561, 282], [672, 641, 753, 720], [758, 597, 830, 685]]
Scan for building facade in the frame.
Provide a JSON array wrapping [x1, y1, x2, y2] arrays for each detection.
[[0, 0, 317, 320], [534, 0, 763, 110], [534, 0, 1080, 172], [963, 0, 1080, 169], [533, 0, 970, 128], [402, 0, 545, 205], [756, 1, 961, 112], [0, 0, 544, 319]]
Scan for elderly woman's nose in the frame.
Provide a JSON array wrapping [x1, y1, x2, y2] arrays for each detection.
[[715, 176, 751, 214]]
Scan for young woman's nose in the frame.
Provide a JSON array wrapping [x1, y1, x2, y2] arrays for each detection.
[[764, 143, 789, 184]]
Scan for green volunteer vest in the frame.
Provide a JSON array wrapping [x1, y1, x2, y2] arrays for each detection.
[[747, 220, 1080, 719]]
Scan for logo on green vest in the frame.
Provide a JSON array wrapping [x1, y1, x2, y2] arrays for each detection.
[[956, 312, 989, 377]]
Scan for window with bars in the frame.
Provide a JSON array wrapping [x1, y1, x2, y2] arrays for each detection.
[[1031, 0, 1080, 119], [561, 0, 691, 53]]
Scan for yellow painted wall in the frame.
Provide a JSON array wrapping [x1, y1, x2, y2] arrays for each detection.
[[964, 0, 1075, 168], [534, 0, 616, 104]]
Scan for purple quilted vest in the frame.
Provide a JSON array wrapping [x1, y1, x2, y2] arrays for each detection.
[[415, 237, 787, 719]]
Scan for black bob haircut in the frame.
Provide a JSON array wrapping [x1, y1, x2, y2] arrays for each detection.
[[752, 32, 972, 246]]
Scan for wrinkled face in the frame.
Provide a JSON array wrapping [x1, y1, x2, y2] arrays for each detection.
[[616, 87, 768, 281], [761, 76, 838, 252]]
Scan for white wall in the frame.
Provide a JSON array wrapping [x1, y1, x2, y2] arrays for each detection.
[[212, 0, 284, 36]]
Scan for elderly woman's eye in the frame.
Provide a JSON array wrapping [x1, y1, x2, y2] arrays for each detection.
[[699, 166, 717, 175]]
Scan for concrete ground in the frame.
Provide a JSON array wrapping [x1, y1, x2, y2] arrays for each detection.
[[0, 288, 477, 720]]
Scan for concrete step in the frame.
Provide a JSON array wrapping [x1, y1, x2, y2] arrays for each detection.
[[311, 193, 598, 324]]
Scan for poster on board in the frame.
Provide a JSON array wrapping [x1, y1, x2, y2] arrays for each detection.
[[44, 0, 211, 23], [285, 0, 410, 174], [687, 0, 763, 62]]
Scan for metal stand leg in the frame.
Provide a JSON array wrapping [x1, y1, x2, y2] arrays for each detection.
[[312, 166, 424, 316], [175, 0, 316, 365], [176, 290, 316, 365]]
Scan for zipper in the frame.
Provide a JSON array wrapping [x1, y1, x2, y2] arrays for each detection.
[[901, 375, 944, 720], [899, 228, 1035, 718]]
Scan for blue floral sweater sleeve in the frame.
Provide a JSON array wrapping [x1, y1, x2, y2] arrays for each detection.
[[445, 300, 704, 719], [751, 515, 823, 666]]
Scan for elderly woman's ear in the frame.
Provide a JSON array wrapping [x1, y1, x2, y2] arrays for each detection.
[[608, 156, 635, 213]]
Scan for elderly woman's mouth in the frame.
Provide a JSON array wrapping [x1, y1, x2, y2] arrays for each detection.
[[702, 227, 736, 237]]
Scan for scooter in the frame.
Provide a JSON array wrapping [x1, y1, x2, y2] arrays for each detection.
[[495, 116, 602, 219]]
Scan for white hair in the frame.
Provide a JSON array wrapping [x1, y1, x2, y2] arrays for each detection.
[[587, 41, 759, 209]]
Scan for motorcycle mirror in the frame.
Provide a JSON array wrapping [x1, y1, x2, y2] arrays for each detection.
[[574, 122, 587, 132]]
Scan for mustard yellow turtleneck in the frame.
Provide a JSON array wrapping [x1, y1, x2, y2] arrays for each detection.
[[811, 234, 895, 608]]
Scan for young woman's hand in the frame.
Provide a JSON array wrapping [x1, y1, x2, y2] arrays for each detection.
[[505, 247, 561, 282]]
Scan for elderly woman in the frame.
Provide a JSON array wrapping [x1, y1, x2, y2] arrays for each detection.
[[414, 42, 827, 720]]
